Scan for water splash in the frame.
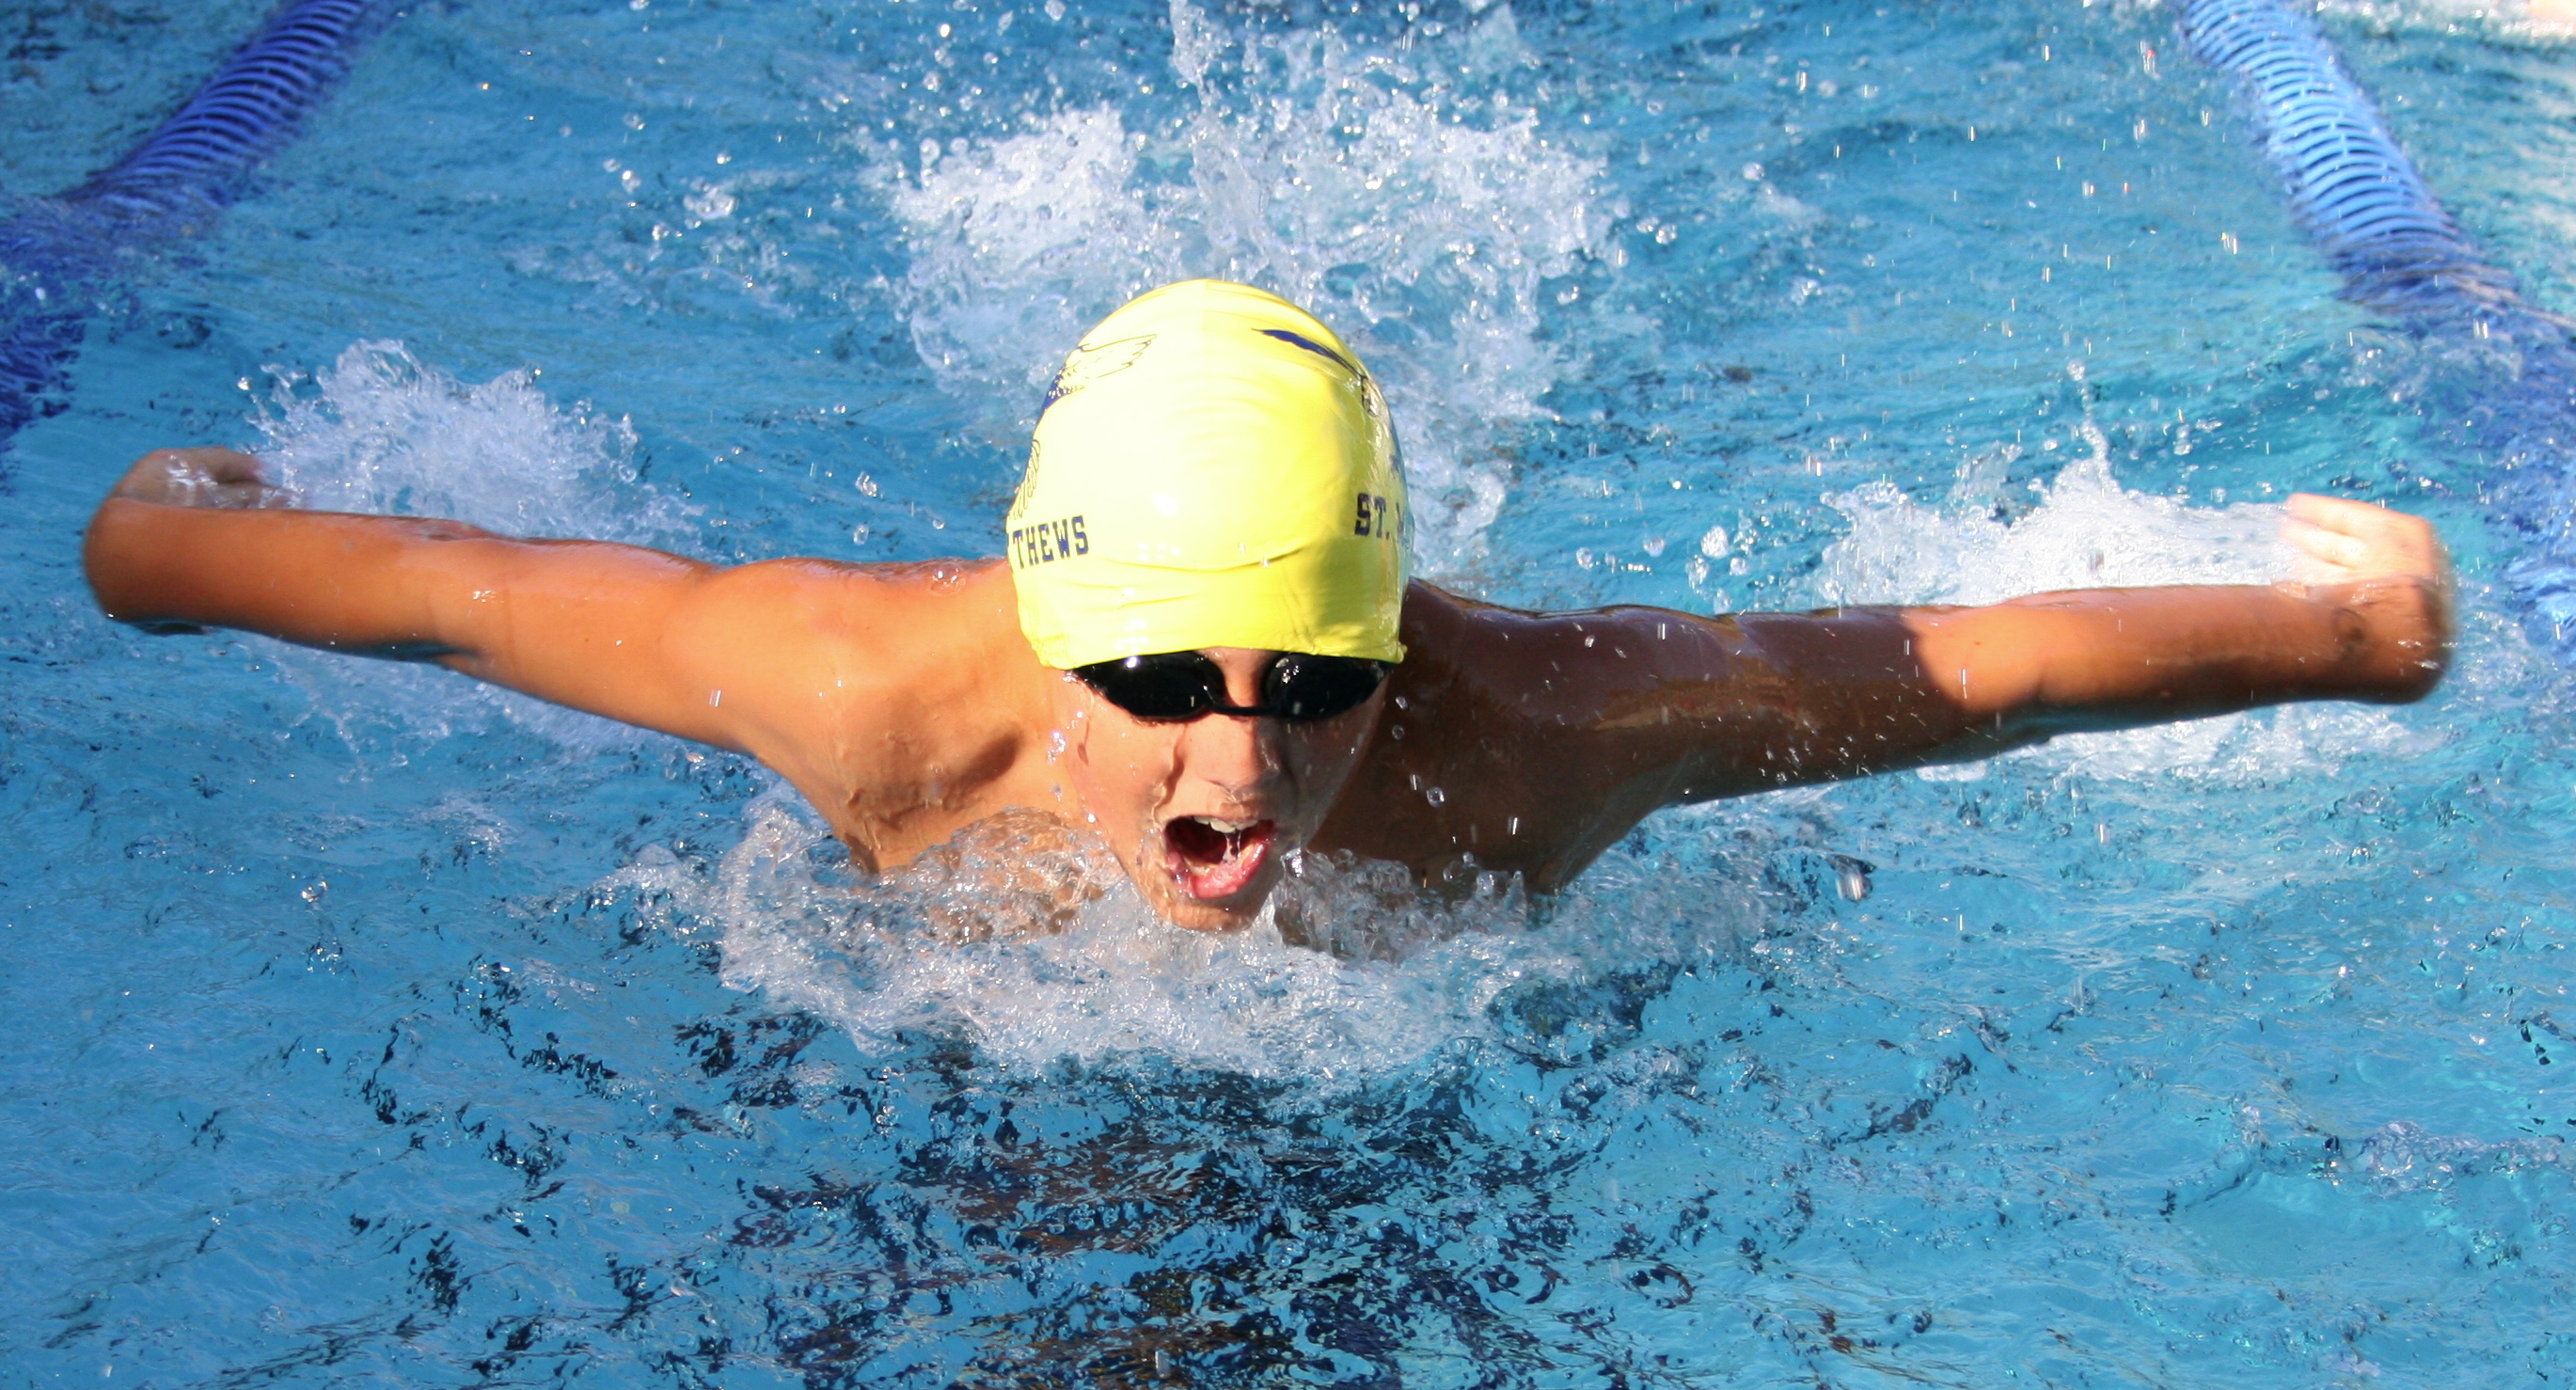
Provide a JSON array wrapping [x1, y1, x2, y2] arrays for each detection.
[[884, 0, 1615, 572], [1820, 457, 2296, 608], [253, 340, 687, 543], [596, 787, 1758, 1080]]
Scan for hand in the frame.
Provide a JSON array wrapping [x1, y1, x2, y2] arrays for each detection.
[[2283, 493, 2447, 586], [2281, 493, 2454, 697], [108, 448, 296, 509]]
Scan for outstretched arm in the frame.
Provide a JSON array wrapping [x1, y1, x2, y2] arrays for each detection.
[[87, 449, 804, 750], [1328, 496, 2450, 890]]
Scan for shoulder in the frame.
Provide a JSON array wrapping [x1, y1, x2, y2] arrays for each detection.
[[682, 556, 1018, 656], [1391, 581, 1603, 714], [685, 557, 1057, 858], [672, 554, 1043, 748]]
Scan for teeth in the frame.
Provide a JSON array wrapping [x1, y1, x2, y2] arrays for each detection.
[[1200, 817, 1257, 833]]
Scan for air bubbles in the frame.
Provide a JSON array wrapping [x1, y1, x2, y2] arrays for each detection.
[[684, 185, 735, 220]]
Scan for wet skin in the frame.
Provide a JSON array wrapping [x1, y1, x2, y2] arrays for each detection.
[[86, 448, 2453, 932]]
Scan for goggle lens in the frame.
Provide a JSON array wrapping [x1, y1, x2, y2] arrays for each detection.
[[1072, 652, 1389, 723]]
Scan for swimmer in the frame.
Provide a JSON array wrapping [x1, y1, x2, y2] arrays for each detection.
[[83, 280, 2452, 933]]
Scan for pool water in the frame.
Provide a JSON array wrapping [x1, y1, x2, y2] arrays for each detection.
[[5, 0, 2574, 1382]]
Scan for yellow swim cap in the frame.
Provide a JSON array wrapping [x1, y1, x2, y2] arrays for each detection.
[[1005, 279, 1408, 670]]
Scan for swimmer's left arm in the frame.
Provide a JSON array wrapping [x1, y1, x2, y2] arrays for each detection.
[[1344, 497, 2450, 890], [1661, 494, 2448, 781]]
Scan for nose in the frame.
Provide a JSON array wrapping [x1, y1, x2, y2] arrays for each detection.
[[1175, 706, 1284, 802]]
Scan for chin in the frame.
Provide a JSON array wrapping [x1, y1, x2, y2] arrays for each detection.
[[1153, 886, 1277, 933]]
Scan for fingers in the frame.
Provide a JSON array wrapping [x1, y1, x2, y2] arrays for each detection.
[[2281, 493, 2450, 585], [109, 448, 289, 509], [2287, 490, 2409, 529], [2282, 515, 2372, 574]]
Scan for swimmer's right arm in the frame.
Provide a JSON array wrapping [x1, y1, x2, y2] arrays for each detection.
[[83, 449, 839, 752]]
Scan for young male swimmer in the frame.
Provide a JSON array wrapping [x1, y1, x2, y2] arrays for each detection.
[[85, 280, 2453, 933]]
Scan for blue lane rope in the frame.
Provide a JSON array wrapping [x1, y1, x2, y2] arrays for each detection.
[[0, 0, 386, 453], [2178, 0, 2576, 661], [2178, 0, 2518, 312], [66, 0, 379, 223]]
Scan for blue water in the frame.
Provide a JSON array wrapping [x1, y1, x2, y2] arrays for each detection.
[[5, 0, 2575, 1382]]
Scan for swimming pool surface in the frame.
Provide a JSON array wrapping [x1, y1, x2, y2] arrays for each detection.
[[5, 0, 2573, 1382]]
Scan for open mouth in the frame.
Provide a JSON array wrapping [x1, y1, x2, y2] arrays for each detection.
[[1162, 815, 1277, 901]]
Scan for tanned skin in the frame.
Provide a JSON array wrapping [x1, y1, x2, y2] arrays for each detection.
[[86, 447, 2452, 932]]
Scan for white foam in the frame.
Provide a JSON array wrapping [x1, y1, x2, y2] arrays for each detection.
[[597, 789, 1753, 1080], [252, 340, 688, 544], [1815, 449, 2435, 782], [239, 341, 696, 754], [882, 0, 1614, 573]]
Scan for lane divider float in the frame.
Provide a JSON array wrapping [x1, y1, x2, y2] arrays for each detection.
[[2179, 0, 2576, 660], [0, 0, 387, 453]]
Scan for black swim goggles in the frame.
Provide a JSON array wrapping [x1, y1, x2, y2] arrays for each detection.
[[1071, 651, 1391, 723]]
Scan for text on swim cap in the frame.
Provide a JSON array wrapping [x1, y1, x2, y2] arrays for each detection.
[[1010, 514, 1089, 570], [1353, 492, 1398, 538]]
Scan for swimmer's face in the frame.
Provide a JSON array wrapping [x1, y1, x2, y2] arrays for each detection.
[[1050, 648, 1385, 932]]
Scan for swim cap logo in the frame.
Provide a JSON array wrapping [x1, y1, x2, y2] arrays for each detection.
[[1007, 440, 1044, 523], [1258, 326, 1384, 419], [1042, 333, 1157, 409], [1256, 326, 1356, 374]]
